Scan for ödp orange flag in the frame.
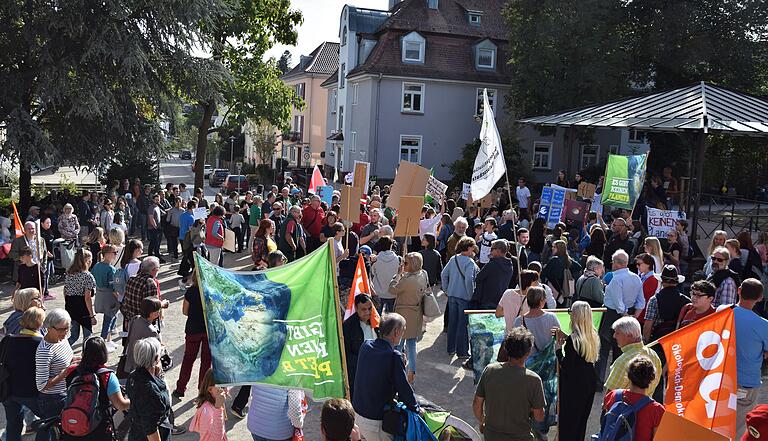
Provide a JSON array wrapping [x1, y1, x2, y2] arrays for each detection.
[[343, 254, 380, 328], [658, 307, 738, 439], [11, 201, 23, 238]]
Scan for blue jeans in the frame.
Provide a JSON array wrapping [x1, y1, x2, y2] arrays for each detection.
[[447, 297, 469, 357], [101, 311, 117, 339], [251, 435, 291, 441], [42, 260, 54, 296], [68, 320, 92, 346], [3, 395, 43, 441], [137, 212, 147, 241], [396, 338, 418, 374], [37, 393, 66, 441]]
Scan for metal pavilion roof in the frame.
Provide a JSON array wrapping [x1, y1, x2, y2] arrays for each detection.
[[518, 82, 768, 136]]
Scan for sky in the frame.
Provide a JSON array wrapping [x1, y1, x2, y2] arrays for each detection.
[[265, 0, 389, 62]]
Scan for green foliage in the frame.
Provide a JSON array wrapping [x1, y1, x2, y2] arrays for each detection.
[[277, 50, 293, 74], [102, 150, 160, 188]]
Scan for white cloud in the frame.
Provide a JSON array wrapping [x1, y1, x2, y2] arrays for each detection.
[[265, 0, 389, 62]]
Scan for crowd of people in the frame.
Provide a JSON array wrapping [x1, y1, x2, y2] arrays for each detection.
[[0, 170, 767, 441]]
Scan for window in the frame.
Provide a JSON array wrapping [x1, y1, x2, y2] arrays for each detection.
[[342, 26, 347, 46], [339, 63, 346, 89], [401, 82, 424, 113], [475, 88, 496, 115], [290, 146, 296, 162], [428, 0, 438, 9], [294, 83, 305, 100], [609, 144, 620, 155], [352, 83, 358, 105], [533, 142, 552, 170], [477, 48, 495, 69], [350, 131, 357, 153], [338, 106, 344, 131], [399, 135, 422, 164], [468, 12, 481, 25], [331, 89, 337, 113], [580, 144, 600, 169], [402, 32, 425, 63], [628, 129, 646, 143]]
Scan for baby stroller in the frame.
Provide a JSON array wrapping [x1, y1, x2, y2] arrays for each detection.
[[417, 396, 481, 441], [52, 238, 76, 282]]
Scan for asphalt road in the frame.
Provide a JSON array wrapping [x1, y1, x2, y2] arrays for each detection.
[[0, 158, 765, 440]]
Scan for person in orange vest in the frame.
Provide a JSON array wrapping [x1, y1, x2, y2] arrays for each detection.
[[205, 205, 225, 267]]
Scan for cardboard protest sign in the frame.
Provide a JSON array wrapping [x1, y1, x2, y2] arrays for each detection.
[[478, 193, 494, 208], [339, 185, 357, 223], [563, 199, 590, 228], [425, 175, 448, 204], [394, 196, 423, 237], [461, 183, 471, 200], [223, 229, 236, 252], [389, 161, 430, 210], [647, 208, 686, 239], [353, 161, 370, 193], [577, 182, 597, 200], [316, 185, 334, 207]]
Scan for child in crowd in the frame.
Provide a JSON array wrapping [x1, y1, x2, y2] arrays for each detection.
[[190, 368, 228, 441], [16, 248, 41, 291]]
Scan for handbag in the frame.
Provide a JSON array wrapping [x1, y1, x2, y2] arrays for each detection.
[[422, 285, 441, 318], [161, 351, 174, 372]]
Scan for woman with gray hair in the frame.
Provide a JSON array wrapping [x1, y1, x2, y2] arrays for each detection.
[[35, 308, 74, 441], [126, 337, 174, 441], [574, 256, 605, 308], [57, 203, 80, 242], [3, 288, 43, 336]]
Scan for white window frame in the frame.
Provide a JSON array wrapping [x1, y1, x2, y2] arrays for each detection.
[[532, 141, 553, 170], [609, 144, 620, 155], [475, 88, 497, 115], [338, 106, 344, 131], [290, 146, 296, 162], [428, 0, 438, 9], [580, 144, 600, 169], [401, 82, 425, 113], [352, 83, 359, 105], [402, 32, 425, 64], [350, 131, 357, 153], [628, 129, 646, 143], [468, 13, 481, 25], [476, 48, 495, 69], [342, 26, 347, 46], [294, 83, 305, 100], [399, 135, 423, 164], [339, 63, 346, 89], [331, 89, 337, 113]]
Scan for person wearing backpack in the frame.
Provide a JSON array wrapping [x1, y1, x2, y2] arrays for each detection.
[[642, 265, 690, 343], [61, 336, 130, 440], [540, 239, 582, 308], [598, 356, 665, 441]]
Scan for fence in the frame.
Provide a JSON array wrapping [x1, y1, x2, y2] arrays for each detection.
[[695, 192, 768, 239]]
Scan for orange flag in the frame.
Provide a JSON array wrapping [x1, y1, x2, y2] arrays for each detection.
[[657, 307, 738, 439], [344, 254, 380, 328], [11, 201, 23, 238]]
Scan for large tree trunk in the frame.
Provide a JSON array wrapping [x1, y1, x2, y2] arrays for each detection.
[[194, 100, 216, 190], [18, 157, 32, 215]]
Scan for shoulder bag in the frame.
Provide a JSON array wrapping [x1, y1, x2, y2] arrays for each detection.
[[421, 271, 441, 318]]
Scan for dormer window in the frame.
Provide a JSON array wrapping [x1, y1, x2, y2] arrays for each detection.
[[468, 12, 481, 25], [342, 26, 347, 46], [402, 32, 425, 64], [474, 39, 497, 70], [428, 0, 438, 9]]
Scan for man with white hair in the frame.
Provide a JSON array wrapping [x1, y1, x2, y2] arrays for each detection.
[[604, 317, 662, 396], [445, 216, 469, 262], [9, 220, 47, 284], [596, 249, 645, 388]]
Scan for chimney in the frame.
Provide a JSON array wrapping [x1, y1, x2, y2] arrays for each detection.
[[388, 0, 402, 10]]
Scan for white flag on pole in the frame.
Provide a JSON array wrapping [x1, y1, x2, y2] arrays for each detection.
[[470, 89, 506, 201]]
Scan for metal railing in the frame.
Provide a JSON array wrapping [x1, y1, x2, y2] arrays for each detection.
[[695, 192, 768, 239]]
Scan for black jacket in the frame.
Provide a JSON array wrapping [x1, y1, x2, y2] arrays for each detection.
[[126, 367, 172, 441], [473, 256, 515, 307], [603, 232, 634, 264], [418, 248, 443, 286], [342, 313, 379, 398]]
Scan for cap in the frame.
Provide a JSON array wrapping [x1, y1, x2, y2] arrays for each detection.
[[359, 245, 372, 256], [743, 405, 768, 441], [660, 264, 685, 284], [291, 188, 301, 195]]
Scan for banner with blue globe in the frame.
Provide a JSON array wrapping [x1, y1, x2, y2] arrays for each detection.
[[194, 241, 346, 399]]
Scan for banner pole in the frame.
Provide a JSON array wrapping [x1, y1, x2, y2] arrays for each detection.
[[329, 238, 351, 400], [503, 172, 523, 290], [35, 220, 44, 298]]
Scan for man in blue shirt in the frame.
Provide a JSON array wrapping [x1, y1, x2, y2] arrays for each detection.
[[717, 278, 768, 438], [177, 200, 197, 282], [596, 249, 645, 389], [352, 313, 419, 441]]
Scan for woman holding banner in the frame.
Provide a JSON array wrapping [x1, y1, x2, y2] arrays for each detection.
[[554, 301, 600, 441]]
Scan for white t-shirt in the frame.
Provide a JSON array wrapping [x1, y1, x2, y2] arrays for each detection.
[[478, 231, 497, 264], [516, 186, 531, 208]]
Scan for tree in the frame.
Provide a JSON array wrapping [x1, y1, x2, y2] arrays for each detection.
[[445, 137, 529, 191], [0, 0, 229, 211], [189, 0, 303, 190], [278, 50, 293, 74]]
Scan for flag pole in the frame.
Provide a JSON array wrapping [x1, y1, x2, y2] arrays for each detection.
[[329, 238, 351, 400], [35, 220, 44, 299]]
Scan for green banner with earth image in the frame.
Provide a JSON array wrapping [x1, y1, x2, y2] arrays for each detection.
[[602, 153, 648, 210], [467, 310, 604, 383], [194, 242, 345, 399]]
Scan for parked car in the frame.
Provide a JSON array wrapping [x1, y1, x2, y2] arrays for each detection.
[[222, 175, 249, 193], [209, 169, 229, 187], [179, 149, 192, 160], [203, 164, 213, 178]]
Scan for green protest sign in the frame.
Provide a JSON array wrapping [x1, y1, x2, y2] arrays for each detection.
[[602, 153, 648, 210]]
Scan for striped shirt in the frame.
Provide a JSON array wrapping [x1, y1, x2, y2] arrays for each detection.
[[35, 339, 73, 394]]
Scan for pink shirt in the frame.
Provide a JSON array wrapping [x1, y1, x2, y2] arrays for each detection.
[[498, 289, 530, 333], [189, 402, 227, 441]]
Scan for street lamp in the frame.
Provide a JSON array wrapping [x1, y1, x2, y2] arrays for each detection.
[[229, 135, 235, 174]]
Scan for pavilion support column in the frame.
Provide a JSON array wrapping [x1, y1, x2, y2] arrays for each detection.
[[690, 132, 708, 248]]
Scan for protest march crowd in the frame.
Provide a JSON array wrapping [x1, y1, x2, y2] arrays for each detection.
[[0, 160, 767, 441]]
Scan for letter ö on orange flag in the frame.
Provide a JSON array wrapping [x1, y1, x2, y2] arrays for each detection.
[[343, 254, 380, 328], [657, 307, 738, 439]]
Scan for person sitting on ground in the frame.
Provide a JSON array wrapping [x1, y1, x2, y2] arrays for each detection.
[[601, 355, 665, 441], [473, 327, 545, 441], [604, 317, 662, 396]]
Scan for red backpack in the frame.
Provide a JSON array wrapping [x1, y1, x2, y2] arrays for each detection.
[[61, 367, 113, 437]]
